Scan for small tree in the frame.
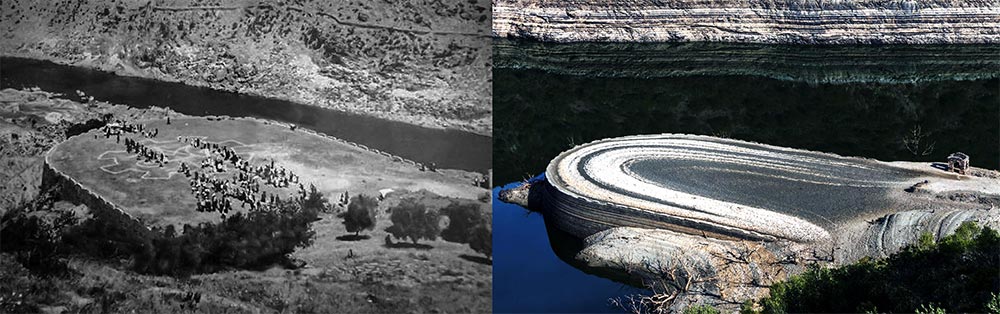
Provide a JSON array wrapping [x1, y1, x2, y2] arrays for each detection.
[[301, 184, 330, 213], [440, 202, 491, 257], [385, 199, 440, 244], [343, 194, 377, 236], [468, 217, 492, 258]]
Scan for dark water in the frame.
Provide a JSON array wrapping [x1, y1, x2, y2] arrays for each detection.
[[0, 57, 491, 173], [492, 183, 647, 314], [493, 40, 1000, 312]]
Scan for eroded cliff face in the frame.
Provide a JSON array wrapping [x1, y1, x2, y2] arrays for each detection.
[[493, 0, 1000, 43], [2, 0, 492, 134]]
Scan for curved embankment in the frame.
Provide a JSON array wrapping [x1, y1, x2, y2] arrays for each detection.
[[493, 0, 1000, 44], [494, 40, 1000, 84], [501, 134, 1000, 308], [42, 150, 153, 241]]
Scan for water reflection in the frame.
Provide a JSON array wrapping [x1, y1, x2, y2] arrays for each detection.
[[493, 40, 1000, 312], [494, 40, 1000, 184]]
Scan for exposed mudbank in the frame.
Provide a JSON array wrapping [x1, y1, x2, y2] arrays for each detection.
[[494, 39, 1000, 83], [499, 134, 1000, 310], [493, 0, 1000, 44]]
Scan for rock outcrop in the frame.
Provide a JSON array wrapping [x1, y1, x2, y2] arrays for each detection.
[[500, 134, 1000, 309], [493, 0, 1000, 44]]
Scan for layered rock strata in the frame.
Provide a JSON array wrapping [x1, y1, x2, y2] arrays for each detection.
[[501, 134, 1000, 309], [493, 0, 1000, 44]]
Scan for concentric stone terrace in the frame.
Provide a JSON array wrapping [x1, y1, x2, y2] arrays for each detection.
[[543, 134, 936, 243]]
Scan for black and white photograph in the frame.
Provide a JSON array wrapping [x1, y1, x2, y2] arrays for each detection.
[[1, 0, 491, 313]]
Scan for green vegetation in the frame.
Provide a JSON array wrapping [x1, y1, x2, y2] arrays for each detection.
[[343, 194, 377, 236], [385, 199, 441, 244], [744, 222, 1000, 314], [440, 202, 492, 257], [683, 304, 721, 314]]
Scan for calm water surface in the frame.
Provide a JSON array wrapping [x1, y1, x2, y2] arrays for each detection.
[[493, 40, 1000, 313], [1, 57, 492, 173]]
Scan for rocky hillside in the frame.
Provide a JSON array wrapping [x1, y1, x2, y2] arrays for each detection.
[[2, 0, 491, 134], [493, 0, 1000, 43]]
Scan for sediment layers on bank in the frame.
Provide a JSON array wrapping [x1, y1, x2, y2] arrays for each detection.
[[493, 0, 1000, 44], [494, 39, 1000, 83], [507, 134, 1000, 308], [1, 0, 491, 134]]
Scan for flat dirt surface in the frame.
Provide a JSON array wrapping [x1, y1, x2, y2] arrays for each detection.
[[48, 117, 485, 227]]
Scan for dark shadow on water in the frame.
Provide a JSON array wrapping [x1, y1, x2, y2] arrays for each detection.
[[335, 234, 371, 241], [542, 214, 650, 289], [384, 242, 433, 250], [493, 44, 1000, 184], [459, 254, 493, 265], [493, 184, 648, 313]]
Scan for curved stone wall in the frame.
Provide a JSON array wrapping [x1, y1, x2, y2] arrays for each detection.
[[43, 147, 151, 241], [541, 134, 998, 244]]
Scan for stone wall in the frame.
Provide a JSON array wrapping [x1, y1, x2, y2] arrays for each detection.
[[42, 158, 152, 241]]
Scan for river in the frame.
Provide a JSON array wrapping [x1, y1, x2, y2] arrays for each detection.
[[1, 57, 492, 173]]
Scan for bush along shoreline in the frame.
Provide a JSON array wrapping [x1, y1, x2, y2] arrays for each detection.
[[741, 221, 1000, 314]]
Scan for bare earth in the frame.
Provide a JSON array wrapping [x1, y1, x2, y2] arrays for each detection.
[[2, 88, 492, 313]]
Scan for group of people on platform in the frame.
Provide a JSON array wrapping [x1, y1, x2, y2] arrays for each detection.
[[98, 119, 160, 146], [123, 137, 167, 166], [174, 136, 305, 216]]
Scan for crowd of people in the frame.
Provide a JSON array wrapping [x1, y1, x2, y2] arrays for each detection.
[[174, 136, 305, 216], [124, 137, 167, 167], [100, 119, 159, 140], [90, 117, 316, 217]]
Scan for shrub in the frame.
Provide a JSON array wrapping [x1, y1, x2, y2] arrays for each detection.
[[300, 184, 331, 213], [987, 293, 1000, 314], [133, 193, 320, 276], [440, 202, 483, 242], [385, 199, 440, 244], [755, 221, 999, 314], [683, 304, 720, 314], [343, 194, 377, 236], [0, 189, 77, 276], [468, 218, 492, 257], [440, 202, 492, 257]]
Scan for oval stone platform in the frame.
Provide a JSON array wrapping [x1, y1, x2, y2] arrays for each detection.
[[541, 134, 994, 244]]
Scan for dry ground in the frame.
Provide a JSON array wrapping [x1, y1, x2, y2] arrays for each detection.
[[48, 117, 486, 227], [1, 88, 492, 313]]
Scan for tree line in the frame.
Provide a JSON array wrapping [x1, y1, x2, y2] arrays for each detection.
[[342, 193, 491, 258]]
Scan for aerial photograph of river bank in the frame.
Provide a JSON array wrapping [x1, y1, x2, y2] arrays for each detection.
[[492, 1, 1000, 310], [1, 0, 492, 313]]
